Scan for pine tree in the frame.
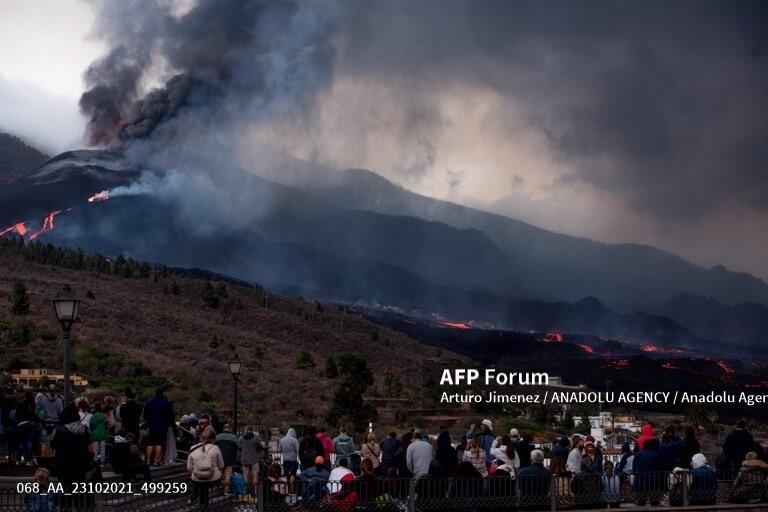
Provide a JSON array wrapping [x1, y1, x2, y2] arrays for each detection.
[[294, 350, 316, 369], [326, 353, 377, 432], [9, 280, 30, 315]]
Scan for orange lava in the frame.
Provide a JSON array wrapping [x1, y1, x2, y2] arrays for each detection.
[[88, 190, 110, 202], [577, 343, 595, 354], [441, 322, 471, 330], [28, 209, 71, 240], [0, 221, 28, 237], [542, 332, 564, 343]]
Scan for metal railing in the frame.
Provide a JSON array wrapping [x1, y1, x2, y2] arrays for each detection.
[[2, 470, 765, 511]]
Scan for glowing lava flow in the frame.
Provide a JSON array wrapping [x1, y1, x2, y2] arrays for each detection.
[[28, 210, 71, 240], [88, 190, 110, 202], [717, 360, 735, 374], [577, 343, 595, 354], [441, 322, 472, 330], [0, 222, 28, 237]]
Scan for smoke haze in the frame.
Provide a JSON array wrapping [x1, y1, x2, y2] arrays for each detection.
[[75, 0, 768, 279]]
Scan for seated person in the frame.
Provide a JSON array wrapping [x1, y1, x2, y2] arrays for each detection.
[[111, 431, 152, 483], [300, 456, 330, 503]]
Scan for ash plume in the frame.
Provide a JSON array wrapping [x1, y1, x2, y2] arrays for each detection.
[[80, 0, 333, 147]]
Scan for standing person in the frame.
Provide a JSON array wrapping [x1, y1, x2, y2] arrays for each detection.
[[394, 432, 413, 478], [659, 425, 684, 472], [468, 419, 495, 467], [14, 392, 38, 466], [361, 432, 381, 471], [616, 442, 633, 474], [680, 427, 701, 467], [516, 434, 534, 469], [187, 426, 225, 508], [601, 461, 622, 507], [142, 388, 173, 466], [724, 419, 757, 477], [550, 437, 570, 475], [90, 402, 108, 467], [111, 431, 152, 483], [379, 432, 399, 476], [636, 423, 655, 450], [432, 430, 459, 477], [491, 435, 520, 476], [215, 423, 240, 496], [332, 428, 355, 466], [567, 436, 584, 474], [406, 431, 434, 478], [316, 427, 334, 466], [689, 453, 717, 505], [50, 405, 90, 508], [632, 438, 663, 506], [462, 438, 488, 477], [241, 426, 267, 495], [299, 427, 325, 472], [278, 428, 300, 492], [517, 450, 551, 500], [116, 389, 142, 441], [76, 397, 92, 429], [36, 384, 63, 457]]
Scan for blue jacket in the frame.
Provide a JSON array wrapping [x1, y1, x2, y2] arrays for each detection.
[[518, 463, 551, 498], [632, 442, 662, 492], [659, 436, 684, 471]]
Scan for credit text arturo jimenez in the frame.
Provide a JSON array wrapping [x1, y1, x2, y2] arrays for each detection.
[[439, 368, 549, 387]]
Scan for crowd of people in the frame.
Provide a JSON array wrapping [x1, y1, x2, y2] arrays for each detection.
[[4, 385, 768, 510]]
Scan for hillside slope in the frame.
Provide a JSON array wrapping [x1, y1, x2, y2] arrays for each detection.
[[0, 132, 49, 184], [0, 242, 453, 427]]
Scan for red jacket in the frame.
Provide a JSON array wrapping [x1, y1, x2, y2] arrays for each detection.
[[317, 433, 334, 458], [636, 424, 655, 450]]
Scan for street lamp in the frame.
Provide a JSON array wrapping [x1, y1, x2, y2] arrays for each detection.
[[228, 356, 242, 434], [52, 284, 81, 406]]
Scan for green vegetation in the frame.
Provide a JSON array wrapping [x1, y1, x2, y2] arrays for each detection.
[[294, 350, 316, 370], [383, 369, 404, 397], [326, 353, 377, 432], [9, 279, 30, 315], [74, 342, 169, 398]]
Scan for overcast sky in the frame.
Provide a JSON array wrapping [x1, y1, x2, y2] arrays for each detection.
[[1, 0, 767, 280]]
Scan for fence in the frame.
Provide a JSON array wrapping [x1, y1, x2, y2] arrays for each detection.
[[1, 470, 766, 511]]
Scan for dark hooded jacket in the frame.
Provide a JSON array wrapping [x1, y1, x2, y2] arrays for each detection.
[[431, 431, 458, 477], [50, 405, 90, 483]]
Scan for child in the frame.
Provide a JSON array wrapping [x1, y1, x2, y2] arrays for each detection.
[[25, 467, 58, 512], [602, 460, 622, 508]]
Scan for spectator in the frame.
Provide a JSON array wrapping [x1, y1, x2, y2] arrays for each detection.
[[111, 431, 151, 483], [636, 423, 655, 450], [616, 442, 633, 474], [690, 453, 717, 506], [279, 428, 300, 491], [361, 432, 381, 471], [332, 428, 355, 466], [724, 419, 757, 476], [518, 450, 551, 503], [35, 384, 63, 456], [215, 423, 239, 496], [566, 435, 584, 474], [509, 428, 521, 445], [357, 457, 380, 501], [593, 440, 604, 474], [491, 435, 520, 476], [680, 426, 701, 467], [432, 430, 459, 477], [470, 419, 496, 466], [462, 437, 488, 477], [25, 467, 58, 512], [452, 461, 484, 498], [582, 441, 598, 472], [328, 472, 358, 511], [517, 434, 534, 469], [266, 462, 289, 504], [316, 427, 334, 464], [572, 453, 602, 508], [90, 402, 108, 467], [632, 438, 663, 506], [327, 457, 353, 495], [550, 436, 570, 475], [300, 455, 330, 503], [142, 388, 174, 466], [299, 426, 325, 471], [601, 460, 621, 507], [659, 425, 684, 472], [76, 397, 92, 429], [406, 431, 434, 478], [115, 389, 142, 440], [50, 405, 90, 506], [14, 392, 38, 466], [730, 451, 768, 504], [240, 426, 267, 495], [379, 431, 399, 475], [187, 426, 225, 507], [394, 432, 413, 478]]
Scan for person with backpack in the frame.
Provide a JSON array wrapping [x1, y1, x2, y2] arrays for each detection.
[[299, 426, 325, 472], [333, 428, 355, 466], [215, 424, 240, 496], [187, 426, 224, 507]]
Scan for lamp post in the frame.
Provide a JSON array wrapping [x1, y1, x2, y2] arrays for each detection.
[[52, 285, 81, 406], [228, 356, 242, 434]]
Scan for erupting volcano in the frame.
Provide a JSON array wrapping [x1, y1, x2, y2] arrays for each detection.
[[88, 190, 110, 203], [27, 210, 71, 241]]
